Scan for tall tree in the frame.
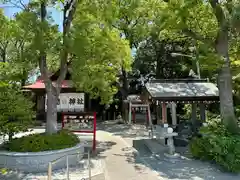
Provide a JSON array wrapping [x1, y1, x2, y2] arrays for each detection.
[[0, 10, 11, 63], [1, 0, 132, 134], [159, 0, 240, 130], [39, 0, 132, 134], [110, 0, 156, 99], [70, 0, 132, 104], [0, 9, 33, 85], [134, 35, 192, 79]]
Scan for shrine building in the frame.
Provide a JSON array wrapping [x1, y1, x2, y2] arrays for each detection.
[[22, 67, 102, 122]]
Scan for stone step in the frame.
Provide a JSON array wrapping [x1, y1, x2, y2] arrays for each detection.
[[143, 139, 168, 154]]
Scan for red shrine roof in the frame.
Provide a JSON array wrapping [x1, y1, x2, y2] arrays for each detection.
[[23, 79, 73, 89], [23, 63, 73, 90]]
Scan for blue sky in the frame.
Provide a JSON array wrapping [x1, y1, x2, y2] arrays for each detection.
[[1, 1, 62, 82], [1, 1, 136, 82], [1, 0, 63, 31], [1, 0, 137, 54]]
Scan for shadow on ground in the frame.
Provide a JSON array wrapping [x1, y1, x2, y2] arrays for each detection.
[[86, 140, 117, 159], [97, 120, 149, 139], [119, 139, 240, 180], [98, 120, 240, 180]]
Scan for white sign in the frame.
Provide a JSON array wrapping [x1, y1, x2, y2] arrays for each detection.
[[45, 93, 84, 112]]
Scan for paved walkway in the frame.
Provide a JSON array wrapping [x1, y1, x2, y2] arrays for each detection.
[[96, 130, 162, 180], [97, 121, 240, 180], [2, 121, 240, 180]]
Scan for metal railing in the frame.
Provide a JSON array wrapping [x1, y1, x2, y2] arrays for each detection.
[[47, 150, 92, 180]]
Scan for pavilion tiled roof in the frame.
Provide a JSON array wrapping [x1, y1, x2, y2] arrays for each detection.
[[145, 79, 219, 102]]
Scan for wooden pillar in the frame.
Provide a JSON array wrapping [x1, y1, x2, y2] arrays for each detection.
[[146, 108, 149, 124], [147, 104, 152, 126], [37, 95, 42, 111], [155, 105, 158, 125], [157, 104, 162, 124], [132, 107, 136, 123], [162, 102, 167, 124], [191, 103, 197, 125], [171, 102, 177, 126], [128, 102, 132, 124], [200, 103, 206, 122], [153, 102, 158, 125], [122, 100, 128, 123]]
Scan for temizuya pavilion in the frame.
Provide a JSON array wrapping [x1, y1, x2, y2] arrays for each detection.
[[144, 79, 219, 126]]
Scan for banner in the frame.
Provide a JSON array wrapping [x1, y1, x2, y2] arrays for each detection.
[[45, 93, 84, 112]]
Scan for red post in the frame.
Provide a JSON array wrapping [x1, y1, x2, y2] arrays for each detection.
[[62, 112, 65, 129], [162, 102, 167, 124], [92, 111, 97, 152], [132, 108, 136, 123], [63, 112, 97, 153]]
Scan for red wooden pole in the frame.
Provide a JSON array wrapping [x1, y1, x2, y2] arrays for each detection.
[[92, 111, 97, 152], [162, 102, 167, 124], [132, 108, 136, 123], [61, 112, 65, 129]]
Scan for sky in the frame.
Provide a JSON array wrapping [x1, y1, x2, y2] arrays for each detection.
[[1, 0, 63, 31], [1, 1, 136, 53], [0, 1, 136, 82], [0, 1, 62, 82]]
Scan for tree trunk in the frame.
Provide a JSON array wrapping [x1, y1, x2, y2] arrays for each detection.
[[121, 68, 129, 121], [45, 86, 58, 134], [121, 68, 129, 99], [155, 43, 165, 79], [39, 1, 58, 134], [214, 22, 238, 131], [208, 0, 238, 131], [217, 64, 237, 128]]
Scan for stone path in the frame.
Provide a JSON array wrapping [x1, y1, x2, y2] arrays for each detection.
[[96, 130, 162, 180], [98, 121, 240, 180], [2, 121, 240, 180], [0, 126, 161, 180]]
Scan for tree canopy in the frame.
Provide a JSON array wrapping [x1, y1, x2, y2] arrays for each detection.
[[1, 0, 240, 133]]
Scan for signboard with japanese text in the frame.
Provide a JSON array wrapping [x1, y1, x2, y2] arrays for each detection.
[[62, 113, 94, 131], [133, 107, 148, 113], [45, 93, 84, 112], [62, 112, 97, 151]]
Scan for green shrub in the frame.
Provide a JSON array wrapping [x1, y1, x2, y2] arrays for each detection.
[[2, 130, 79, 152], [190, 120, 240, 172], [190, 136, 212, 161], [0, 86, 35, 141], [29, 120, 43, 127], [189, 120, 240, 173]]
